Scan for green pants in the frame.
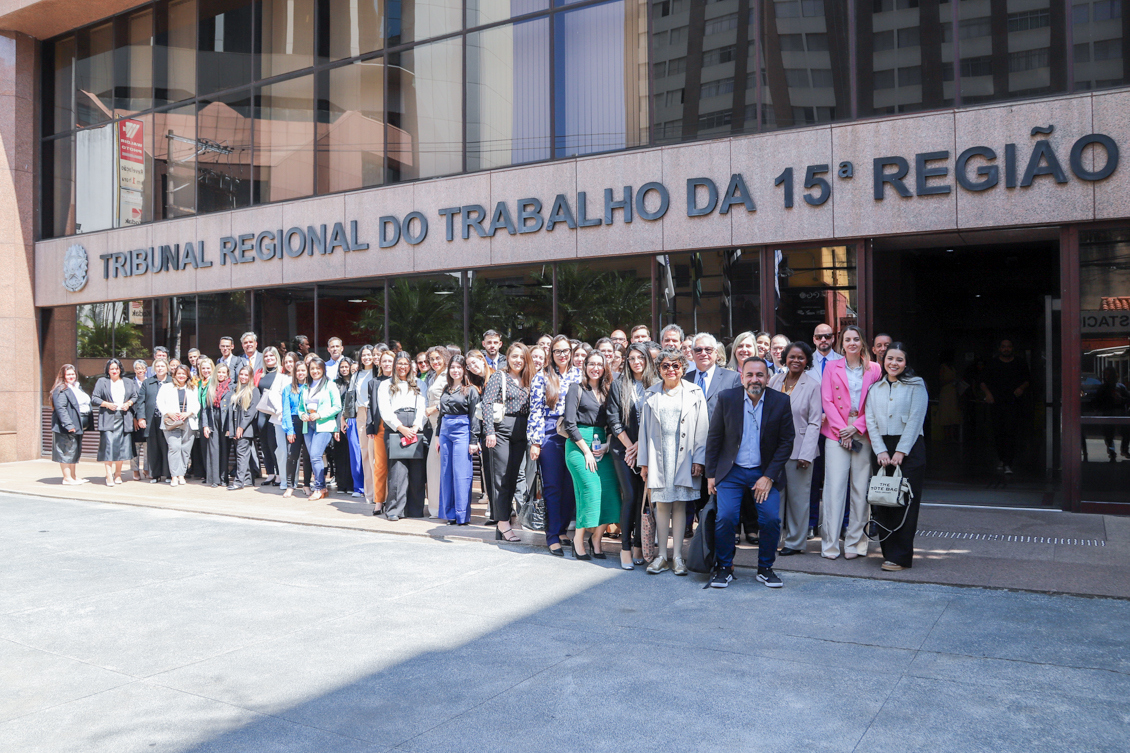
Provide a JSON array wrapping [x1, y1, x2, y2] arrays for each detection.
[[565, 425, 622, 529]]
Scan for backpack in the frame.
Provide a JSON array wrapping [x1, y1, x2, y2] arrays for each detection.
[[687, 494, 717, 574]]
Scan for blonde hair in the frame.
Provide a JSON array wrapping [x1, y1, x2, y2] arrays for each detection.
[[232, 365, 256, 410]]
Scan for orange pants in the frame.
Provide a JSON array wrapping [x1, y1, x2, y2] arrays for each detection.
[[373, 423, 388, 506]]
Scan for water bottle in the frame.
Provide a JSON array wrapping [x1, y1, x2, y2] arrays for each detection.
[[592, 436, 602, 454]]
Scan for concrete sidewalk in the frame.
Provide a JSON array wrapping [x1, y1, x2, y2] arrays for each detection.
[[7, 459, 1129, 598]]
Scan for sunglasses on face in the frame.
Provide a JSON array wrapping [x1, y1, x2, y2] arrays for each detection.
[[814, 334, 834, 340], [660, 363, 682, 371], [693, 347, 714, 354]]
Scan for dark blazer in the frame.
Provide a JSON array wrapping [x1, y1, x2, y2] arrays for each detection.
[[200, 391, 223, 434], [606, 380, 644, 443], [215, 354, 244, 378], [90, 377, 139, 427], [135, 376, 169, 438], [685, 366, 742, 419], [365, 375, 391, 435], [51, 387, 85, 435], [227, 388, 260, 439], [704, 386, 795, 487]]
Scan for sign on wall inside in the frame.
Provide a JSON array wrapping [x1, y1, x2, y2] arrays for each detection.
[[118, 119, 145, 228], [87, 125, 1121, 284]]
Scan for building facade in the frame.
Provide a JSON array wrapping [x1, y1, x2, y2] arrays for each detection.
[[4, 0, 1130, 512]]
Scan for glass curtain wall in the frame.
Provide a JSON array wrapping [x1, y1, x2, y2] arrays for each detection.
[[41, 0, 652, 239]]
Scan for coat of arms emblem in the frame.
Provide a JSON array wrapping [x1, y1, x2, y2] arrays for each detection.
[[63, 244, 88, 292]]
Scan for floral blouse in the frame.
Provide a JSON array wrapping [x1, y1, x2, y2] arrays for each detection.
[[528, 367, 581, 446], [482, 371, 532, 433]]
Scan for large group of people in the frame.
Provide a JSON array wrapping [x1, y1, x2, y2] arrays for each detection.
[[51, 321, 933, 588]]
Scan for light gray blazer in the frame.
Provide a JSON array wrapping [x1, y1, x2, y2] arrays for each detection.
[[636, 382, 709, 490], [768, 369, 823, 463], [865, 376, 929, 455]]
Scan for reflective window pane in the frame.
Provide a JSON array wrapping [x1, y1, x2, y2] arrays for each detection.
[[467, 19, 550, 171], [958, 0, 1067, 105], [555, 0, 645, 157], [316, 280, 386, 354], [197, 88, 253, 213], [557, 258, 652, 341], [75, 123, 116, 233], [255, 74, 315, 203], [258, 0, 315, 79], [46, 36, 75, 136], [256, 285, 316, 353], [43, 136, 75, 239], [858, 0, 954, 116], [115, 9, 154, 115], [325, 0, 384, 61], [198, 0, 254, 95], [317, 59, 385, 194], [468, 264, 554, 344], [467, 0, 549, 28], [117, 114, 154, 227], [198, 292, 251, 354], [1080, 228, 1130, 503], [760, 0, 850, 130], [155, 0, 197, 106], [1073, 0, 1128, 91], [770, 244, 856, 340], [153, 103, 198, 219], [388, 39, 463, 181], [388, 274, 464, 354], [76, 22, 115, 127], [388, 0, 462, 47]]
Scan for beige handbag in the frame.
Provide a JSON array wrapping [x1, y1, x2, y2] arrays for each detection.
[[867, 465, 913, 507]]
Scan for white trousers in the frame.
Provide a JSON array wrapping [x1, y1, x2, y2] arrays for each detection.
[[426, 414, 441, 517], [782, 461, 814, 551], [273, 423, 287, 488], [820, 435, 872, 558]]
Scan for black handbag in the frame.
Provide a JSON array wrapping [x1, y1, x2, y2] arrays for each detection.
[[687, 494, 718, 577], [386, 407, 429, 460]]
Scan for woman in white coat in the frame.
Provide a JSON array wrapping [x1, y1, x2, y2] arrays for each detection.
[[157, 364, 201, 487], [636, 347, 709, 575], [768, 341, 823, 555]]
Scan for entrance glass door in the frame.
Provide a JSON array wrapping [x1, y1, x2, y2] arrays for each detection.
[[1079, 228, 1130, 504], [872, 241, 1061, 507]]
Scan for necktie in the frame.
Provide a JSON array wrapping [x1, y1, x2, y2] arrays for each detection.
[[696, 370, 706, 391], [820, 357, 826, 375]]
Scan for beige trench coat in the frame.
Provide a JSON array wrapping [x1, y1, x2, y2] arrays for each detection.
[[636, 381, 709, 490]]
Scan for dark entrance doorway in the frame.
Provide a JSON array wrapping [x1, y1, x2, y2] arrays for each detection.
[[872, 237, 1061, 508]]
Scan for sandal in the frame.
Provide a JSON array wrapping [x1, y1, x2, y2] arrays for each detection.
[[496, 526, 521, 542], [282, 489, 293, 499]]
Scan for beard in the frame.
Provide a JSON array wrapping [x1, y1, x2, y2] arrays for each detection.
[[745, 382, 764, 399]]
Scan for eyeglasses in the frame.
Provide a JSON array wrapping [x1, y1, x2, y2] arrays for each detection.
[[660, 363, 682, 371], [693, 347, 713, 354], [552, 349, 571, 355], [814, 334, 834, 341]]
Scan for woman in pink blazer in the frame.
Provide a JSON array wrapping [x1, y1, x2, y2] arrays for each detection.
[[819, 326, 882, 559]]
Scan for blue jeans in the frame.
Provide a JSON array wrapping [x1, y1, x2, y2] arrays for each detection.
[[303, 431, 334, 490], [346, 417, 364, 490], [715, 465, 781, 570]]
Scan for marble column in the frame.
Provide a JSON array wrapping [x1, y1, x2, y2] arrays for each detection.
[[0, 31, 39, 462]]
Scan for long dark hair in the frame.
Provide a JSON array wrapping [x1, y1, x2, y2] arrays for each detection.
[[389, 352, 420, 397], [616, 343, 657, 425], [104, 358, 124, 379], [545, 334, 572, 409], [52, 363, 77, 393], [881, 342, 918, 383], [445, 355, 473, 396], [307, 356, 328, 394], [581, 352, 613, 401], [335, 357, 355, 387]]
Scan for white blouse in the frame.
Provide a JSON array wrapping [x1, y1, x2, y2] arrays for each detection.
[[109, 379, 126, 406], [378, 380, 427, 431], [69, 384, 92, 414]]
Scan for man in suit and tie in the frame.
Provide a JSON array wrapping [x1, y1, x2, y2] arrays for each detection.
[[216, 337, 243, 376], [705, 356, 795, 588], [239, 331, 265, 375], [684, 332, 743, 534]]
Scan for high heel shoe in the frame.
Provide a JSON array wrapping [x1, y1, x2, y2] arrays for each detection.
[[496, 527, 521, 542], [586, 535, 607, 559], [571, 540, 592, 561]]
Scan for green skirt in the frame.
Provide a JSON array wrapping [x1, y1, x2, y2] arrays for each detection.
[[565, 425, 621, 529]]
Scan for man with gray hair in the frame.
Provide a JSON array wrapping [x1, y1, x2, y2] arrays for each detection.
[[660, 324, 684, 350], [239, 331, 264, 373], [685, 332, 741, 526]]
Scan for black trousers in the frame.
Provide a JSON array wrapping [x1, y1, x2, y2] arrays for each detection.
[[487, 415, 527, 523], [146, 421, 170, 480], [260, 423, 279, 476], [202, 429, 222, 486], [332, 432, 354, 492], [189, 432, 205, 478], [387, 458, 427, 518], [991, 401, 1023, 466], [611, 443, 643, 551], [871, 435, 926, 568], [232, 436, 255, 487], [286, 430, 312, 488]]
